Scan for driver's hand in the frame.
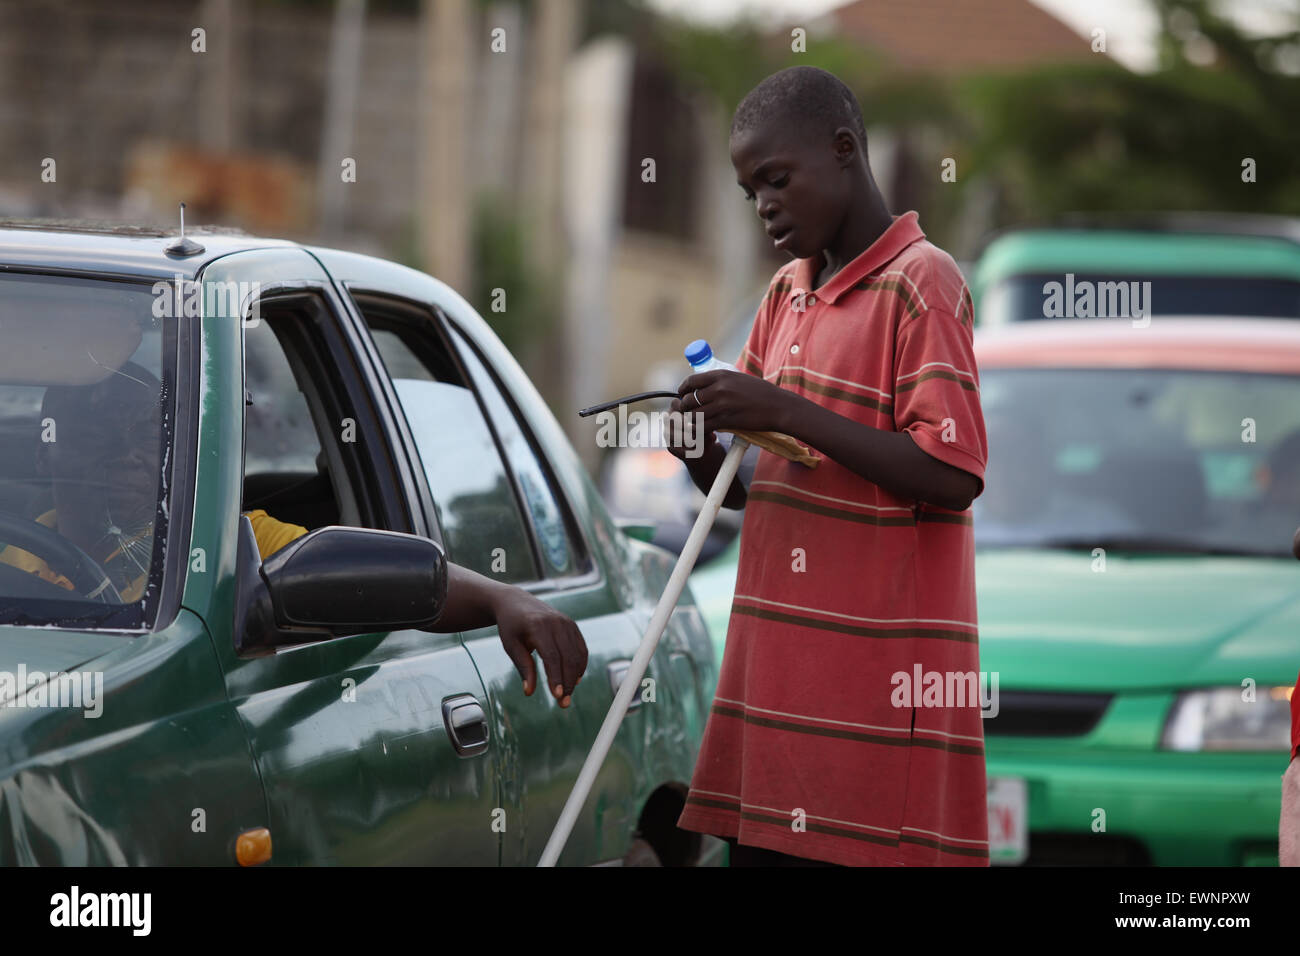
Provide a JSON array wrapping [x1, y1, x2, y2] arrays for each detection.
[[490, 589, 587, 707]]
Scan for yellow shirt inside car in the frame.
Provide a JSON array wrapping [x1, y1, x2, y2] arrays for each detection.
[[0, 508, 308, 602]]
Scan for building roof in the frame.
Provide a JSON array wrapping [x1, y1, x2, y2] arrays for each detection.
[[824, 0, 1097, 75], [975, 319, 1300, 375]]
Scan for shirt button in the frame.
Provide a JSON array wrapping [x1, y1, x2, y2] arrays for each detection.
[[790, 343, 799, 354], [807, 295, 816, 305]]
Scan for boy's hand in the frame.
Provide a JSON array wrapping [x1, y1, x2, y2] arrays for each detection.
[[678, 369, 796, 436], [489, 587, 587, 708], [666, 393, 718, 461]]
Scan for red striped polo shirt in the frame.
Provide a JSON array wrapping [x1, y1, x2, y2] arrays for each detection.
[[677, 211, 989, 866]]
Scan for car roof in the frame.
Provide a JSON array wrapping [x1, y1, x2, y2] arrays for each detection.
[[972, 229, 1300, 289], [975, 318, 1300, 375], [969, 216, 1300, 310], [0, 221, 299, 280], [976, 211, 1300, 251]]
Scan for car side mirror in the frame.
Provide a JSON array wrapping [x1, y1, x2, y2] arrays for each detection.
[[234, 515, 448, 657]]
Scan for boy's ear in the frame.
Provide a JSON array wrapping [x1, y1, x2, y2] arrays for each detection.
[[832, 126, 859, 166]]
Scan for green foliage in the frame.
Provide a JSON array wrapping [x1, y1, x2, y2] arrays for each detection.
[[943, 0, 1300, 224], [655, 16, 777, 117], [650, 18, 897, 129], [631, 0, 1300, 244], [470, 194, 558, 356], [955, 57, 1300, 222]]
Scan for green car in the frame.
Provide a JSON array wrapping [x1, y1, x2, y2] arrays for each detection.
[[690, 317, 1300, 865], [971, 214, 1300, 326], [0, 222, 718, 866]]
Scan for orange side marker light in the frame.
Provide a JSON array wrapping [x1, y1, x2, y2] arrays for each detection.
[[236, 827, 272, 866]]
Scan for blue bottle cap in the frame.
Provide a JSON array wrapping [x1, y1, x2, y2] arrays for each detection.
[[684, 339, 713, 366]]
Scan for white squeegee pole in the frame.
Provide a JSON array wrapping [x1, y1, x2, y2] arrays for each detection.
[[538, 436, 750, 867]]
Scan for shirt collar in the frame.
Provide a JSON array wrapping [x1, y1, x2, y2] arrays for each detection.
[[790, 210, 926, 306]]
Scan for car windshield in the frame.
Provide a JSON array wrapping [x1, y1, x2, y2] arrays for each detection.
[[974, 367, 1300, 557], [0, 273, 172, 627], [983, 274, 1300, 322]]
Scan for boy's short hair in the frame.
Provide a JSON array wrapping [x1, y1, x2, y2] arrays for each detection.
[[731, 66, 868, 152]]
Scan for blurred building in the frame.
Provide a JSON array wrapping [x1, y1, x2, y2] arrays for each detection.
[[0, 0, 1100, 471]]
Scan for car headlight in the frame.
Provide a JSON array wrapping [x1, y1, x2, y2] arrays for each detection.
[[1162, 686, 1293, 751]]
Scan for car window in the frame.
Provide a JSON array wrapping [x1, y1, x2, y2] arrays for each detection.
[[356, 299, 539, 583], [447, 324, 585, 578], [240, 292, 413, 534], [244, 321, 322, 475], [0, 273, 172, 627], [975, 367, 1300, 556], [242, 316, 339, 531]]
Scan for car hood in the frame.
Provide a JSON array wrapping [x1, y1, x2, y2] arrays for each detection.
[[0, 628, 124, 705], [976, 549, 1300, 692]]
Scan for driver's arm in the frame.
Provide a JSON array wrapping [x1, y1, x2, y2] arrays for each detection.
[[244, 510, 587, 707], [425, 562, 587, 707], [244, 509, 308, 560]]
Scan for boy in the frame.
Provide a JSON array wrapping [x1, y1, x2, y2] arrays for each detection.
[[668, 67, 989, 866]]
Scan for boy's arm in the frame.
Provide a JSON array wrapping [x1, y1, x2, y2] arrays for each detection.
[[664, 275, 784, 509], [678, 305, 985, 511], [676, 374, 976, 510], [665, 408, 747, 508], [775, 397, 979, 510]]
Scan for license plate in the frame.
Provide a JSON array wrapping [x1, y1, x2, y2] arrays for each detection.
[[987, 776, 1028, 865]]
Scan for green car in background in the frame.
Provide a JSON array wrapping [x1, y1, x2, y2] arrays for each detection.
[[0, 223, 718, 867], [971, 213, 1300, 326], [690, 317, 1300, 866]]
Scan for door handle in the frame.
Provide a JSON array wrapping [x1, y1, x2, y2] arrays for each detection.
[[607, 660, 643, 712], [442, 694, 489, 757]]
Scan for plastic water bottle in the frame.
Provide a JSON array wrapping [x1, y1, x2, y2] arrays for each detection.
[[683, 339, 739, 454], [685, 339, 736, 374]]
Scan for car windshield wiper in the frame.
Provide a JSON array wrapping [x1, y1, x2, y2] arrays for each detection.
[[0, 603, 122, 628]]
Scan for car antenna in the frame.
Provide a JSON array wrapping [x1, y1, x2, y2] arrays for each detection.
[[164, 201, 205, 258]]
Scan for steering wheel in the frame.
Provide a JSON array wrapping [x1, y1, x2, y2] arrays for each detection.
[[0, 511, 124, 603]]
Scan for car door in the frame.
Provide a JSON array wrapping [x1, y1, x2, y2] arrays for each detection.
[[338, 289, 653, 865], [196, 249, 500, 865]]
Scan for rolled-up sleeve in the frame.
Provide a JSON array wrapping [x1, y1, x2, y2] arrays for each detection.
[[892, 308, 987, 497], [245, 509, 308, 560]]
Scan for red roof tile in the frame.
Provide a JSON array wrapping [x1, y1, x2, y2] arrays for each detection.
[[824, 0, 1099, 75]]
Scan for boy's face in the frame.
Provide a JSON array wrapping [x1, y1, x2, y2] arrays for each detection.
[[730, 121, 850, 261]]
